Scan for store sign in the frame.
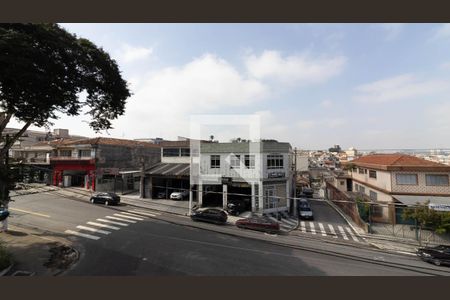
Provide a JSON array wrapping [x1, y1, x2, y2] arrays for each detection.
[[429, 203, 450, 212], [268, 172, 285, 178]]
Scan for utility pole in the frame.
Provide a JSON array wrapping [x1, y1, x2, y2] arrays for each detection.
[[139, 157, 145, 199], [0, 134, 10, 232]]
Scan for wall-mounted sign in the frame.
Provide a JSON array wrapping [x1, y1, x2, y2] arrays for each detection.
[[268, 172, 285, 178], [429, 203, 450, 212]]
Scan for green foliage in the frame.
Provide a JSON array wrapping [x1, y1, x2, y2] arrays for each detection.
[[402, 200, 450, 234], [355, 196, 370, 222], [0, 23, 130, 131]]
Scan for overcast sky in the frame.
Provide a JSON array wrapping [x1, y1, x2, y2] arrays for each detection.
[[8, 24, 450, 150]]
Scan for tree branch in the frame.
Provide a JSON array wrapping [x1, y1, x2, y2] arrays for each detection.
[[0, 113, 12, 138], [0, 121, 32, 157]]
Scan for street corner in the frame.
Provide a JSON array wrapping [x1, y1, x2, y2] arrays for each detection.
[[0, 225, 80, 276]]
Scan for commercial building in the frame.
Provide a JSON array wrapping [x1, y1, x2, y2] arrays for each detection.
[[193, 140, 295, 214]]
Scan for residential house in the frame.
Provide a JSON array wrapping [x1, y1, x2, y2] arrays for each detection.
[[349, 154, 450, 223]]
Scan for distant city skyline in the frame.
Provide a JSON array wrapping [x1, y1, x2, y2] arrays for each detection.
[[8, 24, 450, 149]]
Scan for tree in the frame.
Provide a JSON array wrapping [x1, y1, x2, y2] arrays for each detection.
[[0, 24, 131, 227], [402, 201, 450, 245]]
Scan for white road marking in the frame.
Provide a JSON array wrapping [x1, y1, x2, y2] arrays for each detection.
[[96, 218, 128, 226], [128, 210, 158, 217], [338, 225, 349, 240], [282, 218, 297, 226], [113, 213, 144, 221], [346, 227, 359, 242], [309, 222, 316, 235], [106, 215, 136, 223], [318, 223, 327, 236], [87, 221, 120, 230], [9, 208, 50, 218], [65, 230, 100, 240], [328, 224, 338, 238], [119, 211, 147, 218], [76, 225, 111, 235], [300, 221, 306, 233]]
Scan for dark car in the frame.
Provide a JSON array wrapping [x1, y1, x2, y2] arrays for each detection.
[[236, 215, 280, 234], [302, 188, 314, 198], [226, 201, 247, 216], [90, 192, 121, 206], [297, 199, 314, 220], [190, 208, 228, 225], [417, 245, 450, 266]]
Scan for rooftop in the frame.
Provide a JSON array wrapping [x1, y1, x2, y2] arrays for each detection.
[[351, 154, 450, 171], [63, 137, 161, 148]]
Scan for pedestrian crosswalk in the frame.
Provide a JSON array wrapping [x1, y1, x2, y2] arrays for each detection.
[[297, 221, 361, 242], [64, 209, 160, 241]]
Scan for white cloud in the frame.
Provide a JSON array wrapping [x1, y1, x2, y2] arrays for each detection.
[[320, 99, 333, 109], [109, 53, 269, 139], [377, 24, 404, 41], [431, 24, 450, 41], [353, 74, 449, 104], [244, 50, 346, 86], [117, 44, 153, 63], [295, 117, 346, 130]]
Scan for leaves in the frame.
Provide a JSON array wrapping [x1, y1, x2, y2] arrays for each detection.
[[0, 23, 130, 131], [402, 200, 450, 234]]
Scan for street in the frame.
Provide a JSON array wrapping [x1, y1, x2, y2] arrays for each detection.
[[7, 192, 450, 276]]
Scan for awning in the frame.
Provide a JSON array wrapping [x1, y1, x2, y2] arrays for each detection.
[[146, 163, 190, 177], [393, 195, 450, 206]]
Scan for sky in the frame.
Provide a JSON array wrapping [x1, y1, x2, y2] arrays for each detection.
[[8, 23, 450, 150]]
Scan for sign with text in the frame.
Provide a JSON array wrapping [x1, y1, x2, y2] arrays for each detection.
[[429, 203, 450, 212]]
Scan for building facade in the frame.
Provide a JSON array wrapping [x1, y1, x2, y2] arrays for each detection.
[[194, 140, 295, 214]]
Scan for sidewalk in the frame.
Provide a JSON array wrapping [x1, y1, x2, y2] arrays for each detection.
[[0, 224, 78, 276]]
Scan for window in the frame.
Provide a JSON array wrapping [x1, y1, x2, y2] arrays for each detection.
[[79, 150, 91, 157], [267, 154, 284, 169], [355, 183, 359, 191], [264, 187, 277, 209], [230, 155, 241, 168], [163, 148, 179, 157], [210, 155, 220, 169], [358, 168, 365, 174], [396, 174, 418, 185], [426, 174, 449, 186], [60, 150, 71, 157], [245, 155, 255, 169], [359, 186, 366, 194], [180, 148, 190, 157], [369, 190, 378, 201], [340, 180, 345, 186]]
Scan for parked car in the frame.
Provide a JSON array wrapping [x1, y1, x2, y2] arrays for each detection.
[[156, 191, 166, 199], [90, 192, 121, 206], [236, 215, 280, 234], [298, 205, 314, 220], [190, 208, 228, 224], [302, 188, 314, 198], [226, 199, 250, 216], [417, 245, 450, 266], [170, 190, 189, 200]]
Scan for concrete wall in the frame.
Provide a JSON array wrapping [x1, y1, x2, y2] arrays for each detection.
[[351, 168, 392, 191], [391, 171, 450, 195], [95, 144, 161, 170]]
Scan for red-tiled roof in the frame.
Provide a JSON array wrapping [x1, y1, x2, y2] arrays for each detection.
[[63, 137, 161, 148], [352, 154, 450, 171]]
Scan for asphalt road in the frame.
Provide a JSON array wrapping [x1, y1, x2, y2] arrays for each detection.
[[7, 192, 450, 276]]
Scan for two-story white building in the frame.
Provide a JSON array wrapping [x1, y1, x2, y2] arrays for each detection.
[[350, 154, 450, 222], [193, 140, 295, 214]]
